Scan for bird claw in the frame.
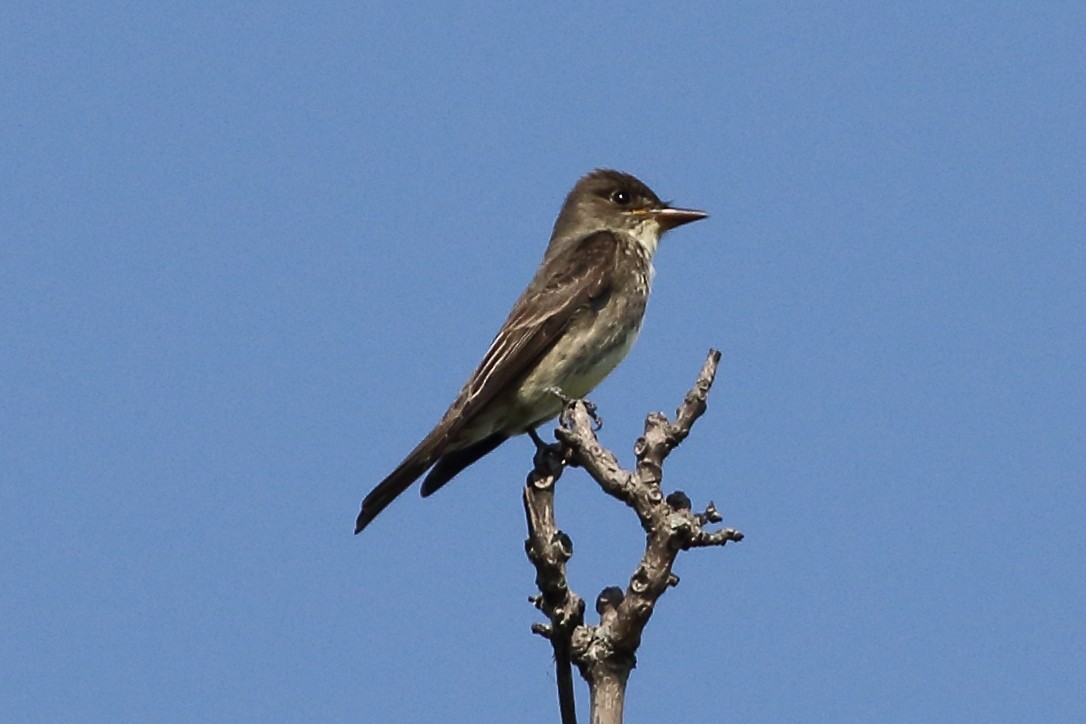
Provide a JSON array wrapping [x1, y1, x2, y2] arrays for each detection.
[[545, 386, 603, 431], [584, 400, 603, 431]]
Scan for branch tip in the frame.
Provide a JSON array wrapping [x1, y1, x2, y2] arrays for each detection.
[[595, 586, 624, 615], [666, 490, 692, 511]]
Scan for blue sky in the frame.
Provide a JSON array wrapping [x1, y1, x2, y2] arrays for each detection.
[[2, 2, 1083, 722]]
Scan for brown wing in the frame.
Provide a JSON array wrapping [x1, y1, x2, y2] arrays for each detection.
[[446, 229, 620, 432], [355, 230, 620, 533]]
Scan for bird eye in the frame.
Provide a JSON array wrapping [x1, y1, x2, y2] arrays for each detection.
[[611, 190, 631, 206]]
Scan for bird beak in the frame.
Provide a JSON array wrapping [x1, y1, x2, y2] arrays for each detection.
[[652, 206, 708, 230]]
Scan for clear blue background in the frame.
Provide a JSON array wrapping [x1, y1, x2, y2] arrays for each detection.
[[3, 3, 1083, 722]]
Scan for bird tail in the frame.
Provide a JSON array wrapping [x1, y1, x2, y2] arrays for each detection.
[[354, 431, 511, 533], [419, 433, 507, 497], [354, 441, 439, 534]]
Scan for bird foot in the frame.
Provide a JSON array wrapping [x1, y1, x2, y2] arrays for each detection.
[[545, 387, 603, 431]]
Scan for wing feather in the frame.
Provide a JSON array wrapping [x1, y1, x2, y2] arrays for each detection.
[[449, 230, 620, 431]]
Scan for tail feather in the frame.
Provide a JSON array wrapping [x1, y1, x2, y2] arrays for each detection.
[[420, 434, 508, 497], [355, 444, 437, 534], [355, 432, 510, 534]]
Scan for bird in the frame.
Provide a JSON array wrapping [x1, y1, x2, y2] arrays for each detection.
[[355, 169, 707, 533]]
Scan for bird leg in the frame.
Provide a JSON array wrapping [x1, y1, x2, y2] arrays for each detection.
[[545, 386, 604, 431], [544, 385, 574, 407]]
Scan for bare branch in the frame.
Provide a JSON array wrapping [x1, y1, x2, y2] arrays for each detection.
[[523, 438, 584, 724], [523, 349, 742, 723]]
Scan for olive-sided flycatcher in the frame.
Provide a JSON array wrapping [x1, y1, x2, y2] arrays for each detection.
[[355, 169, 706, 533]]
